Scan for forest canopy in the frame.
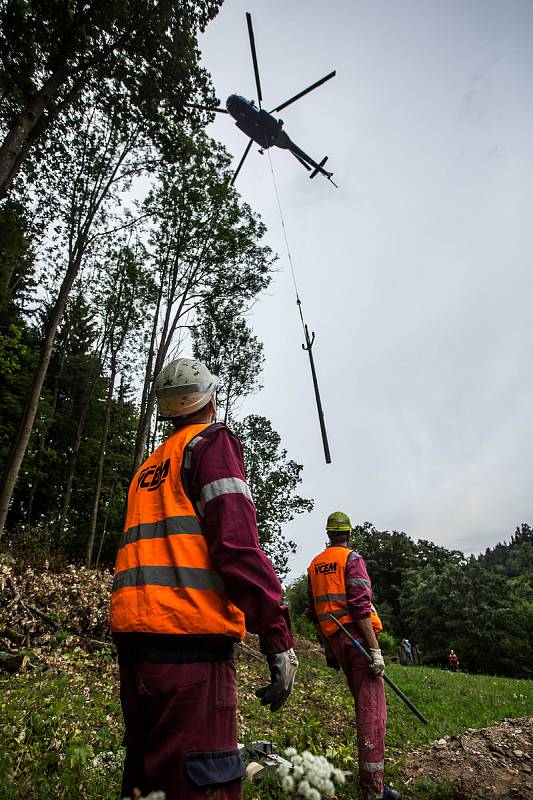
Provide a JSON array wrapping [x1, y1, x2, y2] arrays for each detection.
[[0, 0, 312, 574]]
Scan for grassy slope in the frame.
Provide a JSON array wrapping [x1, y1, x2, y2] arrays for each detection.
[[0, 646, 531, 800]]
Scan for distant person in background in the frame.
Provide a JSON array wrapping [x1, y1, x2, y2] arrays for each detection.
[[401, 639, 414, 665], [448, 649, 460, 671]]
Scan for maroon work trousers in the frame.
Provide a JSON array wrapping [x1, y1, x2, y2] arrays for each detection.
[[119, 659, 244, 800], [328, 626, 387, 800]]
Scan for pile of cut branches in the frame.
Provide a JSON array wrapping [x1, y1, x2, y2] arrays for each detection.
[[0, 561, 113, 669]]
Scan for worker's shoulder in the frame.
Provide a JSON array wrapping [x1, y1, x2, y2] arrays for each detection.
[[347, 550, 363, 564], [187, 421, 243, 459]]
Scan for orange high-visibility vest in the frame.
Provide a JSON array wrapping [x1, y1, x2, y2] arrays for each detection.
[[308, 546, 383, 639], [110, 423, 246, 639]]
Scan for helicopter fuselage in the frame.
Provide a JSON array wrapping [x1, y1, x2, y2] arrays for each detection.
[[226, 94, 283, 148], [225, 93, 335, 184]]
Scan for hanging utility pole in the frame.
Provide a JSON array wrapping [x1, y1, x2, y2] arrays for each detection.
[[299, 300, 331, 464]]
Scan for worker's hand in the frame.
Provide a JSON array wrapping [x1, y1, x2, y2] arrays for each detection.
[[256, 648, 299, 712], [324, 641, 340, 671], [369, 648, 385, 676]]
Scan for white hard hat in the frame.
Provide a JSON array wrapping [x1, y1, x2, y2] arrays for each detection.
[[154, 358, 218, 419]]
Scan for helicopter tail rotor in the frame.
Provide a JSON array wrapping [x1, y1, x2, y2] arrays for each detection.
[[310, 156, 338, 187], [309, 156, 329, 179]]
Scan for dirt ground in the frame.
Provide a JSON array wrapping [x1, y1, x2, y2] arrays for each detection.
[[403, 716, 533, 798]]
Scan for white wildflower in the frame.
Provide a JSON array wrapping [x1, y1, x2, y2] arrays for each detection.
[[332, 768, 345, 784], [276, 747, 345, 800], [293, 766, 304, 779], [281, 775, 295, 793]]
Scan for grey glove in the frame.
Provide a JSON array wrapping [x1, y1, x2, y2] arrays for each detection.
[[256, 648, 299, 712], [369, 647, 385, 676]]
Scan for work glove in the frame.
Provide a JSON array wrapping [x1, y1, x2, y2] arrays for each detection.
[[256, 648, 299, 712], [324, 642, 340, 671], [369, 648, 385, 676]]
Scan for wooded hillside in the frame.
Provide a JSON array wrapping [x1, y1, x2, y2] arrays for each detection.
[[0, 1, 312, 577]]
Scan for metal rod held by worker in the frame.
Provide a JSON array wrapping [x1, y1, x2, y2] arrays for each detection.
[[302, 319, 331, 464], [328, 613, 428, 725]]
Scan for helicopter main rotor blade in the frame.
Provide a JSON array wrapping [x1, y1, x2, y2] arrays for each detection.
[[231, 139, 254, 184], [270, 70, 336, 114], [246, 12, 263, 107], [186, 103, 229, 114]]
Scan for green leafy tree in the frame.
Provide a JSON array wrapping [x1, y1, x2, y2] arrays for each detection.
[[192, 299, 264, 424], [351, 523, 417, 636], [400, 559, 513, 674], [0, 201, 36, 315], [0, 0, 221, 196], [234, 414, 313, 581], [84, 241, 155, 565], [478, 524, 533, 578], [132, 138, 273, 473], [0, 201, 42, 509], [0, 104, 143, 534], [6, 292, 104, 532], [284, 573, 318, 641], [285, 573, 309, 619]]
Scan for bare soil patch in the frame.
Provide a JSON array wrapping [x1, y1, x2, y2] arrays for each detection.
[[403, 716, 533, 798]]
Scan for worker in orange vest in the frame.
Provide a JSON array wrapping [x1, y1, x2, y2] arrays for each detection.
[[110, 358, 297, 800], [307, 512, 401, 800]]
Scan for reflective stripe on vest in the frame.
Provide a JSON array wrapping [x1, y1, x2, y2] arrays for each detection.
[[110, 423, 246, 639], [308, 547, 383, 638], [197, 476, 253, 517]]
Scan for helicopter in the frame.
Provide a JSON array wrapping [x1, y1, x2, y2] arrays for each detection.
[[206, 13, 337, 187]]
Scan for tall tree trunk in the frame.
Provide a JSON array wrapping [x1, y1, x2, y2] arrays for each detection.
[[0, 117, 134, 536], [132, 389, 157, 476], [0, 249, 84, 534], [150, 419, 159, 453], [95, 480, 115, 568], [131, 275, 194, 476], [0, 65, 70, 198], [58, 399, 89, 535], [27, 337, 68, 524], [58, 349, 107, 535], [85, 363, 116, 567], [131, 272, 165, 474]]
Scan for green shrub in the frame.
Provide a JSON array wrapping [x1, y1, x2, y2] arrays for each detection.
[[292, 614, 318, 642], [379, 631, 396, 656]]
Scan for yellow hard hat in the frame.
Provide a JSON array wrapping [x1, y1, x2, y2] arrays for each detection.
[[326, 511, 352, 532]]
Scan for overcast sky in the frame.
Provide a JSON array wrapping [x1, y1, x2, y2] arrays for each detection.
[[199, 0, 533, 580]]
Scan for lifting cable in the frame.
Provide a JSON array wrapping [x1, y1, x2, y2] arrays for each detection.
[[266, 149, 332, 464]]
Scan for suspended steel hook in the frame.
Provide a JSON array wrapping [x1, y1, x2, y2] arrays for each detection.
[[298, 298, 331, 464]]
